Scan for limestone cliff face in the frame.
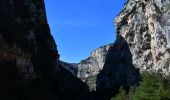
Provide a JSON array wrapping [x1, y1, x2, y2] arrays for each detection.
[[115, 0, 170, 75], [95, 0, 170, 99], [77, 44, 112, 91], [0, 0, 90, 100], [78, 44, 112, 79], [77, 0, 170, 99]]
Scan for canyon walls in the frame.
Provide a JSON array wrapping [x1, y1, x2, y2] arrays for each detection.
[[0, 0, 90, 100]]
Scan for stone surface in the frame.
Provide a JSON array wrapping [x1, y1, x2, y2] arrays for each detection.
[[78, 44, 112, 79], [96, 36, 139, 100], [2, 0, 170, 99], [95, 0, 170, 99], [0, 0, 90, 100], [77, 0, 170, 99], [115, 0, 170, 75], [77, 44, 112, 91]]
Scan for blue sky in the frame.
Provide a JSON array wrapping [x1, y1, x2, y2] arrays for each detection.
[[45, 0, 126, 63]]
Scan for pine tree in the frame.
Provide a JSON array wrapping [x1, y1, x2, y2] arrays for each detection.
[[132, 72, 170, 100]]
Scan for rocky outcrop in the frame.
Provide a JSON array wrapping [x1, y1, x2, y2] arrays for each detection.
[[96, 36, 139, 100], [115, 0, 170, 75], [77, 38, 139, 99], [77, 0, 170, 99], [95, 0, 170, 99], [78, 44, 112, 78], [77, 44, 112, 91], [0, 0, 90, 100]]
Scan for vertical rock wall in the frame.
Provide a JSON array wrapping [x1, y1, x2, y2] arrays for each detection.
[[0, 0, 90, 100], [115, 0, 170, 75]]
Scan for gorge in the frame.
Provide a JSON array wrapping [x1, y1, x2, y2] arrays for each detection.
[[0, 0, 170, 100]]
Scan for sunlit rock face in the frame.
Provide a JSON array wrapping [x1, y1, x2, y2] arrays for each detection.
[[0, 0, 91, 100], [90, 0, 170, 99], [77, 44, 113, 91], [115, 0, 170, 75]]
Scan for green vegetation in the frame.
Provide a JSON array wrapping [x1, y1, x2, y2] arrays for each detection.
[[111, 72, 170, 100]]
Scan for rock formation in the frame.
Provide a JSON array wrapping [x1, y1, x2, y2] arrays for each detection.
[[77, 44, 113, 91], [115, 0, 170, 75], [96, 0, 170, 99], [77, 37, 139, 100], [96, 36, 139, 100], [0, 0, 90, 100], [2, 0, 170, 100], [77, 0, 170, 99], [77, 37, 139, 99]]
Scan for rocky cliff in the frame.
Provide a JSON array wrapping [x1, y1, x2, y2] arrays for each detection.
[[0, 0, 90, 100], [115, 0, 170, 75], [77, 38, 139, 99], [96, 36, 139, 100], [96, 0, 170, 99], [2, 0, 170, 100], [77, 44, 112, 91], [77, 0, 170, 99], [78, 44, 112, 78]]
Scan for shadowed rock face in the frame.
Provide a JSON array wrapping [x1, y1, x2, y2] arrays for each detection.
[[0, 0, 59, 78], [75, 36, 139, 100], [96, 36, 139, 100], [0, 0, 90, 100], [60, 61, 78, 76]]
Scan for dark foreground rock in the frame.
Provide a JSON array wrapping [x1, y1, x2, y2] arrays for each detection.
[[60, 61, 78, 76], [0, 0, 91, 100]]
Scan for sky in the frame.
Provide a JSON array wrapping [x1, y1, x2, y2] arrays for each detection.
[[45, 0, 126, 63]]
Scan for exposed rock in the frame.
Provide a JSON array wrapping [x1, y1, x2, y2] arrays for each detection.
[[0, 0, 90, 100], [77, 0, 170, 99], [60, 61, 78, 76], [115, 0, 170, 75], [96, 36, 139, 100], [95, 0, 170, 99], [77, 44, 113, 91]]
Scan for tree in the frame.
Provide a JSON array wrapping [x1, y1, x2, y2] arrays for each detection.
[[132, 72, 170, 100], [111, 72, 170, 100]]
